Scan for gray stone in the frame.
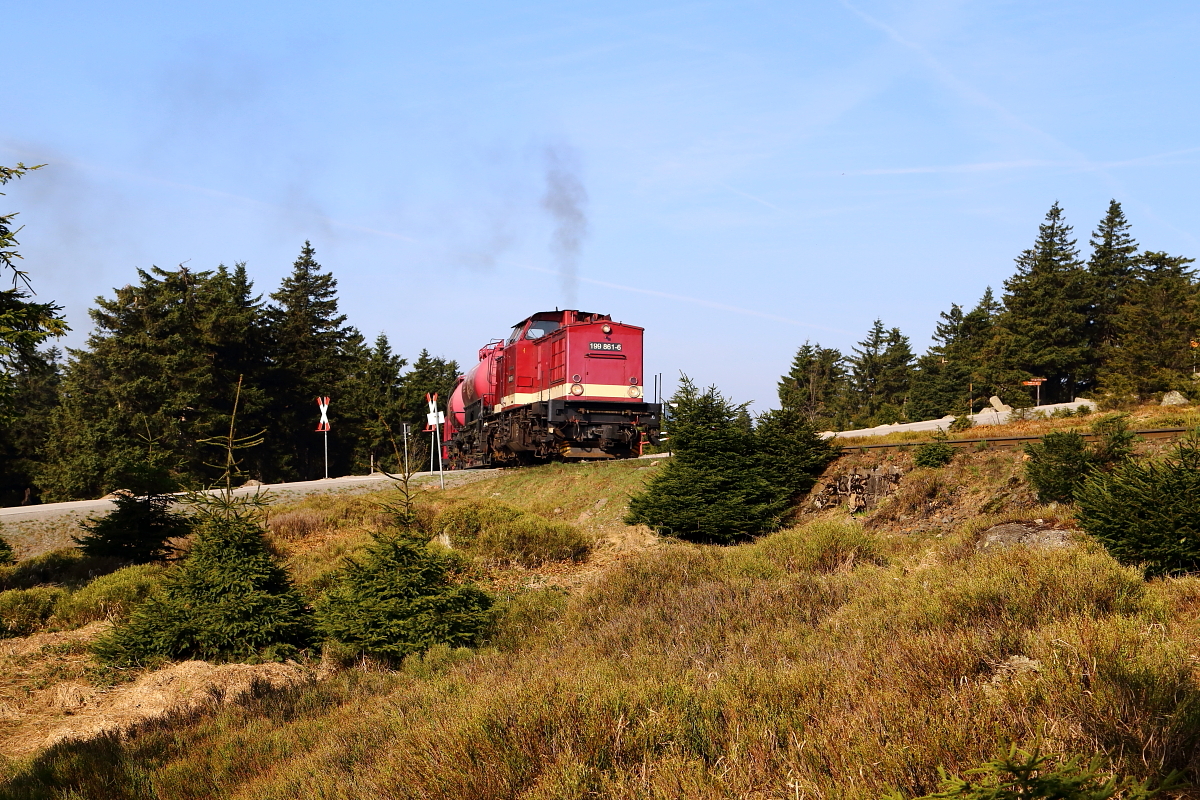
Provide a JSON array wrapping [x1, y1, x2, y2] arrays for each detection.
[[1162, 390, 1189, 406], [977, 522, 1076, 551]]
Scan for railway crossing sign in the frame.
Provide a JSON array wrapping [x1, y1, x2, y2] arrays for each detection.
[[316, 396, 331, 479], [316, 397, 331, 432], [424, 393, 446, 489]]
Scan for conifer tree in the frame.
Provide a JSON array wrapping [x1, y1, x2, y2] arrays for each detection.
[[94, 514, 314, 664], [316, 532, 493, 663], [626, 377, 782, 542], [777, 342, 846, 430], [346, 333, 409, 472], [1099, 251, 1200, 398], [74, 491, 191, 564], [846, 320, 913, 425], [265, 242, 366, 480], [1087, 200, 1139, 353], [0, 163, 68, 422], [754, 407, 836, 509], [0, 348, 60, 505], [909, 288, 1003, 420], [991, 202, 1092, 403], [39, 265, 271, 500]]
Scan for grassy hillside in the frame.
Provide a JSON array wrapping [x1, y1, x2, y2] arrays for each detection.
[[2, 440, 1200, 797]]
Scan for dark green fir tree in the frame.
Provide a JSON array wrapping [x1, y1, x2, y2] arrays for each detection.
[[1099, 251, 1199, 399], [846, 320, 913, 426], [777, 342, 847, 430], [94, 513, 315, 665], [1087, 200, 1140, 353], [991, 202, 1092, 403], [316, 532, 493, 664], [626, 376, 782, 542], [265, 242, 366, 480]]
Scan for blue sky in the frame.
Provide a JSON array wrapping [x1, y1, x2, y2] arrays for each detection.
[[6, 1, 1199, 410]]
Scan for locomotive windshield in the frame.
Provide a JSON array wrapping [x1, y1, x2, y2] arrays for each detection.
[[525, 320, 560, 340]]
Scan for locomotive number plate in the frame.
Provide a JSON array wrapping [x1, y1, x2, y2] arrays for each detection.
[[589, 342, 622, 351]]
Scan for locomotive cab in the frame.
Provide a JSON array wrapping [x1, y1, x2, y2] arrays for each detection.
[[445, 310, 662, 469]]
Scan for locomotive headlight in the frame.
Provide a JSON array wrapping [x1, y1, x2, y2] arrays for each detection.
[[602, 324, 612, 334], [628, 386, 642, 398], [571, 383, 585, 396]]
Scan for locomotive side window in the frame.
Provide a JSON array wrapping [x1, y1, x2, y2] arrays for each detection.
[[525, 320, 560, 340]]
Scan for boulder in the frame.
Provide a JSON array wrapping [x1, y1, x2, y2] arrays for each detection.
[[977, 522, 1075, 551], [1162, 390, 1189, 406]]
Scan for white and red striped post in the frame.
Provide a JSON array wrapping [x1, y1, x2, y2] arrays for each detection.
[[316, 396, 331, 479]]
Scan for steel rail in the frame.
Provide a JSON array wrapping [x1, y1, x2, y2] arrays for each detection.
[[838, 427, 1190, 454]]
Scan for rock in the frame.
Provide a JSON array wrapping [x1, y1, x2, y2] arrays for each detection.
[[978, 522, 1075, 551], [988, 396, 1013, 413], [1162, 390, 1189, 406], [242, 479, 263, 487]]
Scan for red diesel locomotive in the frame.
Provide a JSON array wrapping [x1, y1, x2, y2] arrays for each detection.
[[444, 310, 662, 468]]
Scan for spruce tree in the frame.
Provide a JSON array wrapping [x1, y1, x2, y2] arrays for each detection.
[[1086, 200, 1139, 353], [316, 532, 493, 663], [265, 242, 366, 480], [345, 333, 409, 473], [991, 202, 1092, 403], [39, 265, 271, 500], [909, 288, 1003, 420], [1099, 251, 1200, 398], [626, 377, 782, 542], [846, 320, 913, 426], [777, 342, 847, 430], [0, 347, 60, 505], [754, 407, 837, 508], [94, 514, 314, 665], [0, 163, 68, 421], [74, 492, 192, 564]]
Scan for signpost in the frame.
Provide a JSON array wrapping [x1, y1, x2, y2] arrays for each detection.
[[1022, 378, 1045, 406], [425, 393, 446, 489], [316, 397, 331, 479]]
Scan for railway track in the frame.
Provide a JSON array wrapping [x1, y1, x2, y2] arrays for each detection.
[[838, 427, 1190, 454]]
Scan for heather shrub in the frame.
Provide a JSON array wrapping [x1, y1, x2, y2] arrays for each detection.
[[0, 586, 67, 637], [52, 563, 165, 627], [431, 499, 523, 547], [316, 532, 494, 664], [1077, 439, 1200, 577], [267, 509, 333, 541], [0, 548, 121, 591], [475, 514, 592, 566], [94, 515, 314, 665], [754, 521, 887, 574], [885, 747, 1180, 799]]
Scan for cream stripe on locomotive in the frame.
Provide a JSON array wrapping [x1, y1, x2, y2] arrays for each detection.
[[497, 382, 641, 410]]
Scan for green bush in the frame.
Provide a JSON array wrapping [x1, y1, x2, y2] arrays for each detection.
[[316, 532, 494, 664], [52, 563, 165, 628], [1077, 440, 1200, 578], [475, 514, 592, 566], [1024, 432, 1092, 503], [0, 535, 14, 566], [913, 439, 955, 468], [885, 746, 1179, 799], [754, 521, 887, 574], [74, 492, 192, 563], [431, 500, 523, 547], [94, 515, 314, 665], [0, 586, 67, 637], [0, 548, 121, 591]]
